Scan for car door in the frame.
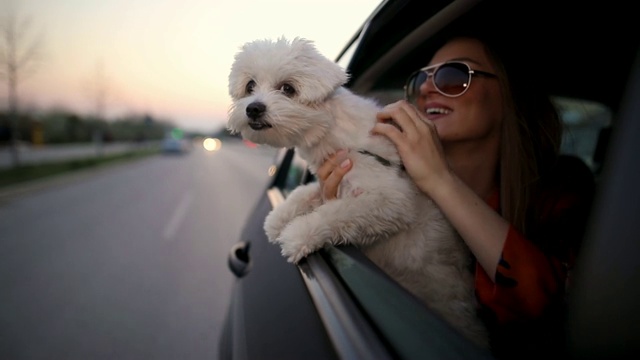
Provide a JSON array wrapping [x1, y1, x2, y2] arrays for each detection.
[[220, 148, 340, 360]]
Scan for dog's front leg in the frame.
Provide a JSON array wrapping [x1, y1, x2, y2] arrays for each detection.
[[275, 190, 416, 263], [264, 182, 322, 243]]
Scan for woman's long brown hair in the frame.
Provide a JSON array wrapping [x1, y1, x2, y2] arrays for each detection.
[[479, 38, 563, 235]]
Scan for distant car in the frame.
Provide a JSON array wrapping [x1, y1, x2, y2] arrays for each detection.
[[219, 1, 640, 359], [161, 137, 189, 154]]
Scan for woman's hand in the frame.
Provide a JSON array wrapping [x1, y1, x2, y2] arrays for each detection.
[[371, 100, 452, 196], [317, 149, 353, 201]]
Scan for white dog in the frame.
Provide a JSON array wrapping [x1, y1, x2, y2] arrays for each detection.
[[227, 37, 488, 348]]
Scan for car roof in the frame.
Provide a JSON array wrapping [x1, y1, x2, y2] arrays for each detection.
[[343, 0, 638, 114]]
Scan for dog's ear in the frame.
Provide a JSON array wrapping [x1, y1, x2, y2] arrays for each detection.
[[229, 39, 271, 100], [289, 37, 349, 103], [228, 49, 251, 100]]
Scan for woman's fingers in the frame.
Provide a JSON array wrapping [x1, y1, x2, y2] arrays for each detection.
[[322, 156, 352, 201], [376, 101, 414, 134], [375, 100, 430, 142], [317, 151, 341, 182], [371, 122, 404, 146], [370, 100, 449, 196], [317, 149, 352, 201]]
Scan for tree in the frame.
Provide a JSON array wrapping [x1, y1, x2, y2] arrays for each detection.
[[0, 1, 44, 167]]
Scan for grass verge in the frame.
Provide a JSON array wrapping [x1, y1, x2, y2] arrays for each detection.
[[0, 148, 160, 189]]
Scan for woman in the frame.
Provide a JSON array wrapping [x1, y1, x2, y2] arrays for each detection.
[[318, 35, 595, 358]]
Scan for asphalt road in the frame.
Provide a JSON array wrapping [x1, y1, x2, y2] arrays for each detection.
[[0, 140, 278, 359]]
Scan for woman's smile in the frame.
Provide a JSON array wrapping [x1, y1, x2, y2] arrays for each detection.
[[424, 102, 452, 120]]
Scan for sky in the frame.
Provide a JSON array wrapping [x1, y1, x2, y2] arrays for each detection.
[[0, 0, 382, 133]]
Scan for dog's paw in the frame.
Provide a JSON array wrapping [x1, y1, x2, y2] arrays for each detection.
[[273, 223, 324, 263], [264, 223, 281, 244], [269, 208, 333, 263], [264, 210, 291, 243], [279, 241, 315, 264]]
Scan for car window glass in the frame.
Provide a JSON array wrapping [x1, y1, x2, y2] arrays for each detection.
[[553, 96, 612, 175]]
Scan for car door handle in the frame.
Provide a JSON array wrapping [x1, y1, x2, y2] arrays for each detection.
[[228, 241, 252, 278]]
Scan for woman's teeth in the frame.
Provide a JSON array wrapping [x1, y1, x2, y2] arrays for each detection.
[[426, 107, 451, 115]]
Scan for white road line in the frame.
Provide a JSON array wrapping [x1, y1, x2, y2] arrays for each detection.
[[163, 192, 193, 241]]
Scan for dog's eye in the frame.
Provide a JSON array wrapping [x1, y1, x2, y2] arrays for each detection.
[[280, 83, 296, 97], [246, 80, 256, 94]]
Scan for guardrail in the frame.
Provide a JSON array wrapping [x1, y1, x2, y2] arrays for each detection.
[[0, 141, 161, 169]]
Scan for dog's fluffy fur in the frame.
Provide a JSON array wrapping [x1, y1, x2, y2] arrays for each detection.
[[227, 37, 488, 348]]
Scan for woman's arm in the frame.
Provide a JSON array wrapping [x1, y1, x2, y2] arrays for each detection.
[[372, 101, 509, 281]]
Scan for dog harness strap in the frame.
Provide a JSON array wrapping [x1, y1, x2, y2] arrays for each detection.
[[357, 150, 405, 171]]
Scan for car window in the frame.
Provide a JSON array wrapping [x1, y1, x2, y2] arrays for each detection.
[[553, 97, 611, 175]]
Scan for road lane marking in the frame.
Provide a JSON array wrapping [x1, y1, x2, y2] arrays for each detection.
[[163, 192, 193, 240]]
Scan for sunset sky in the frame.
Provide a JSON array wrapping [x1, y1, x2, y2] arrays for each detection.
[[1, 0, 381, 133]]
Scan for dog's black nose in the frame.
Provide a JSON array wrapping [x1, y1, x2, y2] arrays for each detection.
[[246, 102, 266, 120]]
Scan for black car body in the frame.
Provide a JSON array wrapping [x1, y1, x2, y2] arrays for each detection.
[[219, 1, 640, 358]]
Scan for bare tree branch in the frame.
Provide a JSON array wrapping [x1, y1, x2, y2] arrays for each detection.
[[0, 1, 45, 167]]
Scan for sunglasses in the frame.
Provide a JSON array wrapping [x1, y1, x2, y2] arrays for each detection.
[[404, 61, 497, 101]]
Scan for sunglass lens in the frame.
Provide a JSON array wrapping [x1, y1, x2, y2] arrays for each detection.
[[406, 71, 428, 105], [434, 63, 470, 96]]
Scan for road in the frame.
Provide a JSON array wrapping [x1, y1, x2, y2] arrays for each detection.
[[0, 140, 278, 359]]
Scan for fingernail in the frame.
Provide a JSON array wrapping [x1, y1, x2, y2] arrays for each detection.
[[340, 159, 351, 168]]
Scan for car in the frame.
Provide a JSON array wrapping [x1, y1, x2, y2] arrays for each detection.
[[219, 1, 640, 359], [161, 135, 190, 154]]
